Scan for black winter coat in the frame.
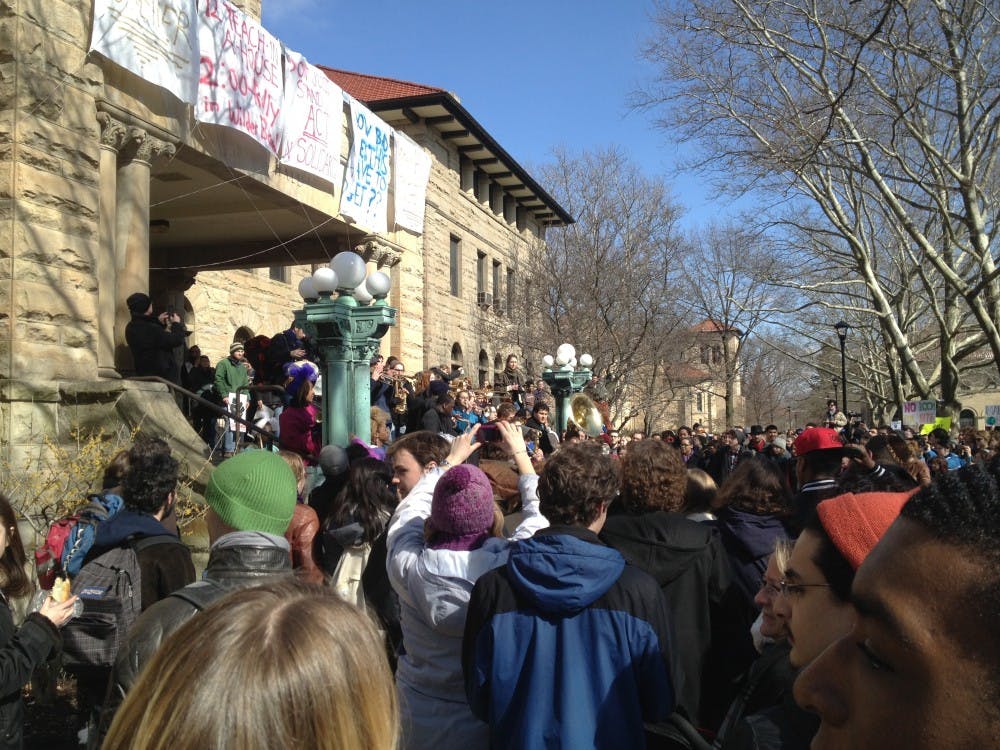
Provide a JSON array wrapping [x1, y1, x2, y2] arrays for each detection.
[[124, 314, 186, 382], [0, 599, 60, 750], [600, 510, 745, 728]]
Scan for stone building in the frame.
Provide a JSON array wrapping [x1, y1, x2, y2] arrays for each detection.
[[631, 319, 745, 433], [0, 0, 569, 507]]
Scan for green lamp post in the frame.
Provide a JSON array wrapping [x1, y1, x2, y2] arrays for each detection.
[[295, 252, 396, 448], [540, 343, 597, 434]]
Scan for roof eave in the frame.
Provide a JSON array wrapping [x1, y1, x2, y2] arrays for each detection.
[[360, 91, 575, 226]]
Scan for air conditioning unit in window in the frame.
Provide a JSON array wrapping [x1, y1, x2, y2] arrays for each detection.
[[477, 291, 493, 307]]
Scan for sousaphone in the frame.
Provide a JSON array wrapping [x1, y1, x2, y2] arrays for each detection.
[[569, 393, 604, 437]]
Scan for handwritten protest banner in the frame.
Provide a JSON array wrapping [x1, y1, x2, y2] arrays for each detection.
[[90, 0, 200, 106], [279, 49, 344, 185], [903, 399, 937, 427], [392, 131, 432, 233], [340, 95, 391, 233], [196, 0, 284, 154]]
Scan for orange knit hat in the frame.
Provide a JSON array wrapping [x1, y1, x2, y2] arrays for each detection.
[[816, 490, 916, 571]]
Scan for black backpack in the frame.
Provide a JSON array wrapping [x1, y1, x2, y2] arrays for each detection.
[[62, 535, 184, 669]]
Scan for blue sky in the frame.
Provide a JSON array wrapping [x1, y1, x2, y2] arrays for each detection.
[[261, 0, 736, 227]]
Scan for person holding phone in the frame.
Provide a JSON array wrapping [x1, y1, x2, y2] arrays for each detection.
[[124, 292, 187, 383], [386, 426, 547, 749]]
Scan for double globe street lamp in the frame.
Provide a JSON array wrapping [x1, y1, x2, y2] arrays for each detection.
[[540, 343, 598, 435], [296, 252, 396, 448]]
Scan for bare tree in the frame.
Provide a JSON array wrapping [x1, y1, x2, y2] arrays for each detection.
[[486, 146, 687, 426], [741, 336, 813, 427], [677, 222, 776, 425], [640, 0, 1000, 419]]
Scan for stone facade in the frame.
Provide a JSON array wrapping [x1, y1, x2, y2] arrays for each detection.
[[0, 0, 566, 512]]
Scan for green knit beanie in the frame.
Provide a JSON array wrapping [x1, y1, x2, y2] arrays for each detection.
[[206, 451, 297, 536]]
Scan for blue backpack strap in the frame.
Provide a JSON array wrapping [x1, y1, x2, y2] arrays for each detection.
[[62, 493, 126, 577]]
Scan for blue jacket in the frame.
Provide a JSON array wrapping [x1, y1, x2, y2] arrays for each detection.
[[463, 526, 675, 750]]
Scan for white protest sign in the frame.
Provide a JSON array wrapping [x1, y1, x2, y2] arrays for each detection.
[[279, 49, 344, 185], [917, 400, 937, 426], [985, 405, 1000, 427], [90, 0, 200, 106], [392, 130, 432, 233], [340, 95, 391, 233], [902, 400, 919, 427], [227, 391, 249, 433], [196, 0, 283, 154]]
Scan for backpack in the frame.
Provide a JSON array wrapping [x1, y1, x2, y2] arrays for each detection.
[[243, 334, 272, 384], [35, 493, 124, 590], [61, 535, 183, 669], [330, 542, 372, 608]]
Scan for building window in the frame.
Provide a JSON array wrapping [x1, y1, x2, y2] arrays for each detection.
[[516, 205, 526, 232], [506, 267, 515, 315], [700, 345, 710, 365], [492, 260, 501, 312], [474, 171, 488, 202], [490, 183, 503, 214], [713, 346, 723, 364], [269, 266, 288, 283], [696, 392, 704, 411], [450, 236, 461, 296], [479, 349, 489, 387], [451, 342, 464, 376], [476, 251, 487, 297], [460, 157, 474, 191], [503, 194, 516, 223], [493, 354, 503, 386]]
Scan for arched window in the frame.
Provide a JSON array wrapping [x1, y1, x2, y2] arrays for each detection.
[[479, 350, 489, 387], [493, 354, 503, 387], [234, 326, 254, 346], [959, 408, 977, 430], [451, 342, 464, 377]]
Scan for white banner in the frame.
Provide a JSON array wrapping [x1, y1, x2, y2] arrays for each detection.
[[278, 49, 344, 185], [340, 95, 391, 233], [392, 130, 432, 233], [196, 0, 284, 154], [90, 0, 200, 106], [917, 399, 937, 426]]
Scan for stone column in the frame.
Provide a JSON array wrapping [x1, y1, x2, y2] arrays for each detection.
[[96, 113, 128, 378], [113, 128, 175, 372]]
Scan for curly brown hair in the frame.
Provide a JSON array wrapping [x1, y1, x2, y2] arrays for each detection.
[[619, 438, 688, 513], [538, 442, 619, 527], [715, 459, 792, 516], [386, 431, 449, 468]]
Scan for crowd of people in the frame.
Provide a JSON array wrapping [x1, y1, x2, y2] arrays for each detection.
[[5, 302, 995, 749]]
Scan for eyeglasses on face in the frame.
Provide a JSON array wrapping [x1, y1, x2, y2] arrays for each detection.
[[777, 579, 832, 597], [758, 578, 781, 597]]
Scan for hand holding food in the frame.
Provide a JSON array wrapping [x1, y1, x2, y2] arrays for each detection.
[[51, 576, 71, 603]]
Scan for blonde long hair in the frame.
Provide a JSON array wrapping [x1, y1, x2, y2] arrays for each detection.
[[103, 581, 398, 750]]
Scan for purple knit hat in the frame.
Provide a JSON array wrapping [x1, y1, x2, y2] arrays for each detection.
[[429, 465, 496, 551]]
